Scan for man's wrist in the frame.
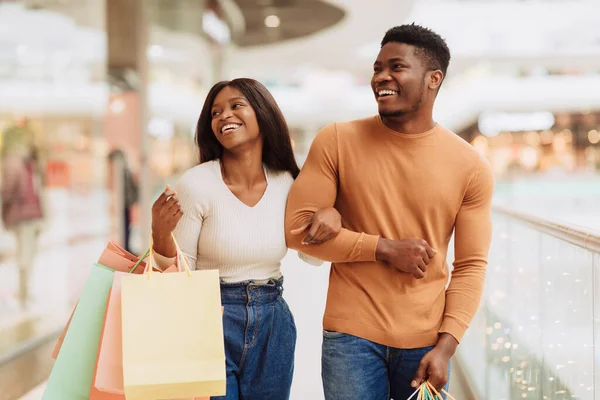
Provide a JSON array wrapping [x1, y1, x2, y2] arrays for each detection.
[[375, 237, 390, 262], [435, 332, 458, 358]]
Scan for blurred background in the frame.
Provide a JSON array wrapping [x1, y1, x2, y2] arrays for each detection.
[[0, 0, 599, 399]]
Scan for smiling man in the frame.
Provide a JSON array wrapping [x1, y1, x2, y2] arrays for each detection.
[[285, 24, 494, 399]]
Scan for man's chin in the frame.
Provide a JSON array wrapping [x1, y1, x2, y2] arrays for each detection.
[[378, 108, 405, 118]]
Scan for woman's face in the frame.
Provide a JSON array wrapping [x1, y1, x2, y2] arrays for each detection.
[[210, 86, 261, 152]]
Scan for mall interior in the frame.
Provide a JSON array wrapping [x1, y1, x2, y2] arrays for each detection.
[[1, 0, 599, 399]]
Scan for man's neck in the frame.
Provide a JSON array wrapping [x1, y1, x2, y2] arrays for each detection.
[[380, 113, 436, 135]]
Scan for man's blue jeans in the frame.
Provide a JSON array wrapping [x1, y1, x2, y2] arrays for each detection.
[[322, 331, 449, 400], [211, 278, 296, 400]]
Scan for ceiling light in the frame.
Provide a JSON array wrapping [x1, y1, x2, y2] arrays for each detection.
[[264, 15, 280, 28]]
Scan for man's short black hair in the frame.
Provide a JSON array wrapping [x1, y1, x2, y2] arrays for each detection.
[[381, 24, 450, 78]]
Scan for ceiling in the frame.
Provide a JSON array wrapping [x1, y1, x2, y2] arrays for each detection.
[[231, 0, 345, 47], [225, 0, 417, 81]]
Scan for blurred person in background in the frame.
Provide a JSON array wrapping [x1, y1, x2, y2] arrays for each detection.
[[151, 78, 342, 400], [107, 148, 138, 253], [1, 117, 45, 309], [286, 24, 494, 399]]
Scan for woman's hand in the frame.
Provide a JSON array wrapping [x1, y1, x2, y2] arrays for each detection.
[[151, 185, 182, 239], [290, 207, 342, 245]]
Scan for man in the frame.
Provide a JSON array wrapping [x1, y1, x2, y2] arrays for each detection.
[[285, 24, 494, 399]]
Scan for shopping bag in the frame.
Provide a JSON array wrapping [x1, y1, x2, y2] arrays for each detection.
[[121, 239, 226, 400], [42, 263, 117, 400], [94, 255, 209, 400], [51, 245, 148, 359], [93, 272, 127, 394], [94, 260, 179, 394], [89, 288, 124, 400]]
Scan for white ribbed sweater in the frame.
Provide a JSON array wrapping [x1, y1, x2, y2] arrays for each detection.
[[154, 160, 319, 282]]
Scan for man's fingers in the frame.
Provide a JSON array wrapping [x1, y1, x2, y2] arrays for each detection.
[[417, 259, 427, 273], [427, 370, 447, 392], [425, 243, 437, 259], [290, 223, 310, 235], [411, 358, 428, 388], [412, 264, 425, 279], [422, 252, 431, 265]]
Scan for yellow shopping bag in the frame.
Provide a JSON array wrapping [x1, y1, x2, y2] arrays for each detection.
[[121, 238, 226, 400]]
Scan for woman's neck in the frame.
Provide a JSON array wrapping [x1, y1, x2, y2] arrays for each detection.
[[220, 148, 265, 188]]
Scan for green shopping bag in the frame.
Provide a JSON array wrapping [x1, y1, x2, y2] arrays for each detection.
[[42, 263, 119, 400]]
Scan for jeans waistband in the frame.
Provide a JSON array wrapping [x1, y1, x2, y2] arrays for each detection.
[[220, 277, 283, 305]]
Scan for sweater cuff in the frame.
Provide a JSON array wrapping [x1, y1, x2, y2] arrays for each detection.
[[298, 252, 323, 266], [439, 316, 469, 343], [360, 234, 380, 262], [152, 252, 176, 272]]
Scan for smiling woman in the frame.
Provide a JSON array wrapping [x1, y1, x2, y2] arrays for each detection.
[[148, 77, 344, 400]]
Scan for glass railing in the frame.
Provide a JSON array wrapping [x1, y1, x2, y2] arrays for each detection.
[[453, 205, 600, 400]]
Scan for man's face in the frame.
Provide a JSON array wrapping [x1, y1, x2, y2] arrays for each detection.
[[371, 42, 429, 118]]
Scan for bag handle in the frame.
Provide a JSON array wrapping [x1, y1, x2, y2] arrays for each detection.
[[407, 382, 455, 400], [147, 233, 192, 278], [426, 381, 456, 400], [128, 247, 150, 274]]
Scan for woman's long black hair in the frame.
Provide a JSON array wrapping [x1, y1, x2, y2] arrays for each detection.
[[195, 78, 300, 179]]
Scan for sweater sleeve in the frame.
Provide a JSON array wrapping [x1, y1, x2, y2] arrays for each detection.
[[440, 156, 495, 342], [285, 124, 380, 263], [153, 171, 208, 271]]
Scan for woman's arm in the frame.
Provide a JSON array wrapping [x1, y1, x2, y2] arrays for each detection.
[[292, 207, 342, 266]]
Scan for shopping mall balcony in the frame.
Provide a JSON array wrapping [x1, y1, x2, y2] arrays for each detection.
[[1, 1, 600, 399]]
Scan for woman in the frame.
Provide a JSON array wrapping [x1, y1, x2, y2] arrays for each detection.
[[151, 78, 340, 400]]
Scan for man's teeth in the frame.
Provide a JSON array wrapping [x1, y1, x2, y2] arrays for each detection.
[[378, 89, 398, 96], [221, 124, 241, 133]]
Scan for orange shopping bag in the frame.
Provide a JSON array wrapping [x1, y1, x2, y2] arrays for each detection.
[[51, 244, 148, 359]]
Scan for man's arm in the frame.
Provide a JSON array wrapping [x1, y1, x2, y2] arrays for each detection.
[[285, 124, 380, 263], [440, 156, 495, 343], [412, 156, 494, 392]]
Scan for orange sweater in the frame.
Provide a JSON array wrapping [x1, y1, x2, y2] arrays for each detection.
[[285, 116, 494, 348]]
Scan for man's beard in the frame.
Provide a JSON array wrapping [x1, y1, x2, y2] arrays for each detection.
[[379, 81, 425, 118]]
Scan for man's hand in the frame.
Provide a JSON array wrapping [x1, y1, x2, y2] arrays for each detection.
[[290, 207, 342, 245], [411, 333, 458, 391], [375, 238, 437, 279]]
